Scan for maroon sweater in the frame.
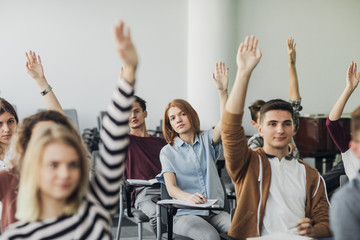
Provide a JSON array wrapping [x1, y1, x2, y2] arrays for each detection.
[[125, 134, 166, 205], [0, 169, 18, 232]]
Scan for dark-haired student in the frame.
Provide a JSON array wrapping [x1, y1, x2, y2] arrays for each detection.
[[221, 35, 331, 239], [125, 95, 167, 234], [247, 37, 301, 159], [0, 50, 64, 232]]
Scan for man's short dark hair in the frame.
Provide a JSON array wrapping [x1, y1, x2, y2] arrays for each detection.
[[260, 99, 294, 123], [249, 100, 266, 121], [134, 95, 147, 111]]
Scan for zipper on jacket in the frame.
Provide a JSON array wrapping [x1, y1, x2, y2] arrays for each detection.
[[257, 154, 263, 236]]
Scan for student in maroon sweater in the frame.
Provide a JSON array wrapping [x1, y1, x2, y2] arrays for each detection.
[[125, 95, 166, 234], [325, 61, 360, 190]]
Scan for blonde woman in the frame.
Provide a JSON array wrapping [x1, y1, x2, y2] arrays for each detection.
[[1, 20, 137, 239]]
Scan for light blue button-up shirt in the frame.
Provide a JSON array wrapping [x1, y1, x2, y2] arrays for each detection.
[[156, 129, 224, 216]]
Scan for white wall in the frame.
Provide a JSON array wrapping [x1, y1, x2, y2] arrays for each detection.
[[1, 0, 360, 137], [237, 0, 360, 135], [0, 0, 188, 132]]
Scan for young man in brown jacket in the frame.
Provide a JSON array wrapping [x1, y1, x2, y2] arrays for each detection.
[[221, 36, 332, 240]]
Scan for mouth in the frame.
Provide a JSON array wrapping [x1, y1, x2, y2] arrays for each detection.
[[1, 135, 12, 140], [58, 183, 72, 189], [177, 124, 184, 129], [274, 137, 286, 141]]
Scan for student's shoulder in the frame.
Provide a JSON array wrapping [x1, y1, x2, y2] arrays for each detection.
[[332, 175, 360, 209], [296, 158, 319, 177], [150, 136, 168, 145]]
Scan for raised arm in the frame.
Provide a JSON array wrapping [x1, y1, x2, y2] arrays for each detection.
[[225, 36, 262, 114], [287, 37, 301, 101], [222, 36, 262, 182], [329, 61, 359, 121], [90, 20, 138, 213], [25, 51, 63, 113], [114, 21, 138, 85], [211, 61, 229, 145]]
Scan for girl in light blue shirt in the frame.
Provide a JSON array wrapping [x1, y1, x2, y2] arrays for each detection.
[[157, 62, 231, 240]]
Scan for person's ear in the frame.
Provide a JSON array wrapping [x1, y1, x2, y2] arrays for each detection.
[[144, 110, 148, 118], [258, 124, 264, 137], [251, 120, 257, 128]]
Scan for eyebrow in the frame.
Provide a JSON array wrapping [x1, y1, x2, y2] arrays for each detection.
[[169, 111, 183, 118], [266, 119, 292, 123], [0, 117, 15, 124]]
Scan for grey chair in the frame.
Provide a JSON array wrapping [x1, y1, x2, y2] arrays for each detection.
[[63, 109, 80, 131], [91, 151, 150, 240], [115, 182, 150, 240], [156, 180, 232, 240], [340, 174, 349, 187], [37, 108, 80, 131]]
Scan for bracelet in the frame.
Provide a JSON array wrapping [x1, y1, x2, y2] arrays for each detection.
[[40, 85, 52, 96]]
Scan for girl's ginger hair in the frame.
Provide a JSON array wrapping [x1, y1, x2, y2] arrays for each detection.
[[162, 99, 200, 145]]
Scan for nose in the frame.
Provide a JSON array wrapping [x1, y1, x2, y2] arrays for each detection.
[[130, 111, 136, 118], [176, 116, 182, 123], [2, 123, 10, 132], [276, 125, 284, 133], [58, 165, 70, 179]]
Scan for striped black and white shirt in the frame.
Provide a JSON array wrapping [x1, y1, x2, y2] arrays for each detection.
[[1, 78, 134, 240]]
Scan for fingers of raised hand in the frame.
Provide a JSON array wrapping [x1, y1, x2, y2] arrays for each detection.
[[114, 21, 125, 43], [31, 51, 37, 64], [243, 36, 250, 51]]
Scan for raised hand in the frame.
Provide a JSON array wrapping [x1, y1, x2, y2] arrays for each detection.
[[287, 37, 296, 65], [25, 51, 45, 81], [212, 61, 229, 93], [114, 21, 138, 69], [346, 61, 360, 92], [236, 35, 262, 72]]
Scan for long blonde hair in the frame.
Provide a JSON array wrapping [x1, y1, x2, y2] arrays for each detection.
[[16, 124, 90, 222]]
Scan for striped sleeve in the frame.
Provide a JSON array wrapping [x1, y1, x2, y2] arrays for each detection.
[[90, 77, 134, 213]]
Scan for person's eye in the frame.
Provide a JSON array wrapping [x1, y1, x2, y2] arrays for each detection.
[[8, 119, 15, 124], [284, 122, 292, 127], [181, 113, 186, 116], [49, 162, 58, 168], [69, 162, 79, 169]]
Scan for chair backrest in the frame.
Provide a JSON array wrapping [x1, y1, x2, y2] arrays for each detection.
[[340, 174, 349, 187], [37, 108, 80, 131], [63, 109, 80, 131], [160, 183, 171, 225], [97, 111, 107, 130]]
